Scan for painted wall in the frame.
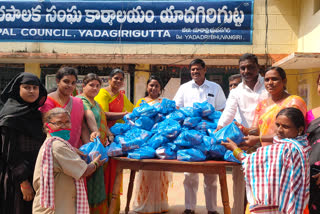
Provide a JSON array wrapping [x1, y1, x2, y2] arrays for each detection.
[[0, 0, 301, 59], [298, 0, 320, 52], [286, 68, 320, 110]]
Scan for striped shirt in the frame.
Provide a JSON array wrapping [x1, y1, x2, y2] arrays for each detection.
[[240, 135, 311, 214]]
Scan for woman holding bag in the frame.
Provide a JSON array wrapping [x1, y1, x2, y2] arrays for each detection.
[[77, 73, 114, 213], [33, 107, 105, 214]]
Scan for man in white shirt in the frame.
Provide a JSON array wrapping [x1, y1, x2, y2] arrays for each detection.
[[217, 53, 267, 214], [174, 59, 226, 214], [217, 53, 267, 129]]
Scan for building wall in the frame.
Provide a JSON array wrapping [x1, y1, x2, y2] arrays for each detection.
[[0, 0, 301, 60], [298, 0, 320, 52], [286, 68, 320, 110]]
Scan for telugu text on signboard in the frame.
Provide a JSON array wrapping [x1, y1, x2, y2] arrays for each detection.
[[0, 0, 254, 44]]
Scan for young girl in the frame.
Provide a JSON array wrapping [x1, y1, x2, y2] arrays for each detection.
[[222, 107, 310, 214]]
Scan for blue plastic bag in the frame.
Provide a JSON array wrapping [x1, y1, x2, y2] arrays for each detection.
[[114, 135, 126, 144], [135, 116, 155, 131], [203, 135, 218, 146], [154, 113, 166, 123], [209, 144, 227, 159], [166, 110, 185, 123], [213, 122, 244, 145], [120, 138, 144, 152], [179, 107, 201, 117], [147, 134, 169, 149], [107, 142, 124, 157], [207, 111, 222, 121], [157, 119, 181, 139], [177, 148, 206, 162], [125, 128, 153, 141], [207, 128, 216, 136], [224, 150, 240, 163], [195, 120, 217, 132], [127, 146, 156, 159], [155, 145, 177, 160], [79, 137, 108, 163], [158, 98, 176, 114], [194, 136, 217, 155], [174, 130, 203, 147], [193, 101, 215, 117], [123, 112, 139, 125], [183, 117, 202, 128], [110, 123, 131, 135], [132, 102, 158, 117]]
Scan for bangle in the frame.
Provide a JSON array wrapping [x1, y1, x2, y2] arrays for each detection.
[[93, 161, 99, 169], [233, 148, 243, 160], [259, 135, 263, 143]]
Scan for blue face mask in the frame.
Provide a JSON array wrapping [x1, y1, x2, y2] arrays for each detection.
[[49, 129, 71, 141]]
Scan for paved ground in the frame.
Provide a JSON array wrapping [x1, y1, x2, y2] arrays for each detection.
[[120, 168, 235, 214]]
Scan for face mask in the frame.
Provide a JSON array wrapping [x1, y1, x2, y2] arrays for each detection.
[[49, 129, 71, 141], [46, 123, 71, 141]]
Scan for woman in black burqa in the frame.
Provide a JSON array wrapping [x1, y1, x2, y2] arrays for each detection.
[[0, 72, 47, 214]]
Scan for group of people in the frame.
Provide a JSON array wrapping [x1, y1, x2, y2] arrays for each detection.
[[0, 53, 319, 214]]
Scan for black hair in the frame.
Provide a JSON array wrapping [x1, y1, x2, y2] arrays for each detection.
[[229, 74, 242, 82], [109, 68, 125, 78], [144, 75, 164, 97], [239, 53, 258, 65], [276, 107, 305, 134], [83, 73, 102, 86], [189, 59, 205, 69], [265, 66, 286, 80], [56, 67, 78, 81]]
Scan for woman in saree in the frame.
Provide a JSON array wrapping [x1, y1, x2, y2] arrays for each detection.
[[133, 75, 171, 214], [222, 107, 310, 214], [241, 66, 307, 148], [95, 68, 133, 213], [39, 67, 98, 148], [77, 73, 114, 213], [0, 73, 47, 214], [95, 68, 134, 127], [305, 73, 320, 213]]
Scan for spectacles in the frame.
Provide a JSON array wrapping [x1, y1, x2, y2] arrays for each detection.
[[49, 121, 71, 127], [229, 83, 240, 88]]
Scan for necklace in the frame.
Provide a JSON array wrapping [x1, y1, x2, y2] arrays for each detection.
[[56, 92, 69, 107]]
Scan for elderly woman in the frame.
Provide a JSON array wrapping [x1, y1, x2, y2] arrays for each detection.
[[32, 107, 105, 214], [0, 73, 47, 214], [223, 107, 310, 214], [77, 73, 113, 213]]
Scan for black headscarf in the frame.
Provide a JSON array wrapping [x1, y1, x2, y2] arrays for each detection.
[[0, 72, 47, 139]]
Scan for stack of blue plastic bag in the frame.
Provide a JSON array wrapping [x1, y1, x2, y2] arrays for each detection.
[[107, 98, 242, 163]]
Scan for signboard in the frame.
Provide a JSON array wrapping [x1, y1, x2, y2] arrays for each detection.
[[0, 0, 254, 44], [45, 73, 130, 98]]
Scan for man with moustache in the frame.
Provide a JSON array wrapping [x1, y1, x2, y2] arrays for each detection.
[[217, 53, 267, 214], [174, 58, 226, 214]]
